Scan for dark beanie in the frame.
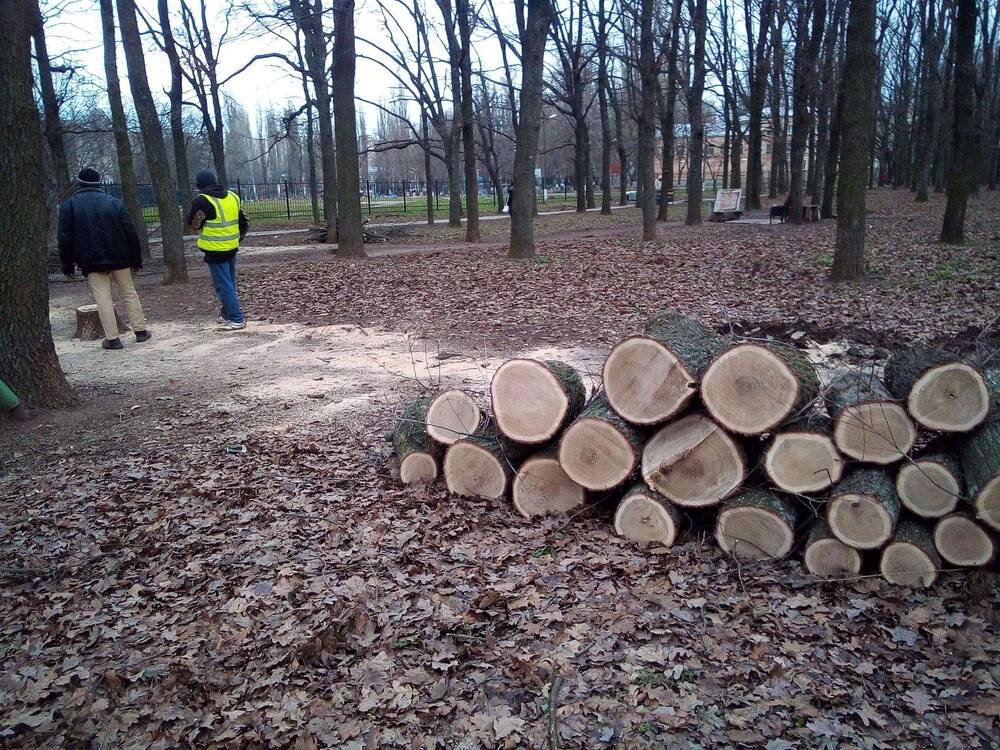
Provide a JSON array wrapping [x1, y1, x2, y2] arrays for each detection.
[[195, 170, 218, 188], [77, 167, 102, 186]]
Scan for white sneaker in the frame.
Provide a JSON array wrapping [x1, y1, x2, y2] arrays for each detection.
[[216, 315, 227, 324], [216, 320, 246, 331]]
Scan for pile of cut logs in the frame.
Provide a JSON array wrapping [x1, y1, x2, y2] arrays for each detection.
[[392, 310, 999, 588]]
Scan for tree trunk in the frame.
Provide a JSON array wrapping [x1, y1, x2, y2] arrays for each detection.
[[830, 0, 876, 282], [597, 0, 612, 215], [73, 304, 128, 341], [879, 520, 940, 588], [803, 519, 863, 577], [0, 0, 76, 408], [158, 0, 190, 205], [658, 0, 683, 221], [100, 0, 149, 259], [940, 0, 977, 244], [512, 449, 586, 518], [30, 1, 71, 197], [745, 0, 773, 210], [763, 414, 844, 493], [933, 514, 996, 567], [788, 0, 827, 223], [332, 0, 364, 258], [457, 0, 480, 241], [490, 358, 585, 444], [509, 0, 554, 259], [896, 452, 963, 518], [686, 0, 708, 226], [425, 389, 482, 444], [614, 483, 681, 546], [715, 489, 797, 561], [821, 82, 843, 218], [884, 346, 991, 432], [423, 112, 435, 225], [827, 370, 917, 464], [115, 0, 188, 284], [637, 0, 657, 239], [306, 107, 321, 223], [392, 398, 440, 484], [558, 392, 643, 491], [960, 420, 1000, 532], [827, 467, 900, 549]]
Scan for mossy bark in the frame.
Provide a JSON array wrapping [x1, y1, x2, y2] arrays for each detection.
[[643, 309, 726, 378]]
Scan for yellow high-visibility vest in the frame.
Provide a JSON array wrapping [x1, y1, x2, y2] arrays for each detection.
[[197, 191, 241, 251]]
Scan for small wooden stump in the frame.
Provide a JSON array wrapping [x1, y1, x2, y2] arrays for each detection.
[[73, 304, 128, 340]]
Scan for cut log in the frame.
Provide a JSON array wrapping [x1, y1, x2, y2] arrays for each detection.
[[511, 449, 586, 519], [763, 414, 844, 493], [558, 392, 644, 491], [613, 483, 681, 546], [73, 304, 128, 340], [490, 359, 586, 444], [641, 412, 745, 507], [884, 346, 990, 432], [803, 520, 863, 578], [828, 370, 917, 464], [443, 422, 523, 500], [879, 521, 941, 588], [425, 389, 482, 445], [895, 452, 963, 518], [602, 310, 724, 425], [700, 342, 820, 435], [715, 489, 798, 561], [392, 398, 439, 484], [960, 420, 1000, 532], [933, 514, 996, 567], [827, 467, 900, 549], [985, 368, 999, 421]]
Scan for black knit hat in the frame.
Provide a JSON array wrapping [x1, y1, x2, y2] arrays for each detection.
[[195, 169, 218, 188], [77, 167, 102, 186]]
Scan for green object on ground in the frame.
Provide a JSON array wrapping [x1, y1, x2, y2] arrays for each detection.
[[0, 378, 19, 412]]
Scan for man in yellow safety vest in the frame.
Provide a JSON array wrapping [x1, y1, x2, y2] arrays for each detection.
[[186, 170, 249, 331]]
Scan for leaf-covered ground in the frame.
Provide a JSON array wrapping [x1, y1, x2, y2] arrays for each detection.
[[2, 188, 999, 747]]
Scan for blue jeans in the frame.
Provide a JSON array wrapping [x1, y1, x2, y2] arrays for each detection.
[[209, 257, 244, 323]]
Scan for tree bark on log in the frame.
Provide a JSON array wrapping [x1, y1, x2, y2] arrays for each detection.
[[490, 359, 585, 444], [443, 421, 524, 499], [558, 392, 643, 491], [73, 305, 128, 341], [701, 342, 820, 435], [960, 420, 1000, 531], [804, 519, 863, 578], [715, 489, 798, 561], [392, 398, 440, 484], [641, 412, 745, 507], [602, 310, 724, 425], [879, 520, 941, 588], [614, 483, 681, 546], [425, 389, 482, 445], [763, 414, 844, 493], [512, 449, 586, 519], [884, 346, 990, 432], [933, 513, 996, 567], [828, 370, 917, 464], [895, 452, 963, 518], [827, 467, 900, 549]]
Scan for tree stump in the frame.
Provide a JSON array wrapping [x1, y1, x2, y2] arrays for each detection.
[[73, 304, 128, 340], [613, 483, 681, 546], [511, 449, 586, 519], [803, 520, 863, 578], [879, 521, 941, 588], [715, 489, 798, 561]]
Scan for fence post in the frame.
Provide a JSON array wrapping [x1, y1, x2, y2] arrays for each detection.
[[366, 180, 372, 214], [435, 180, 439, 210], [283, 180, 291, 219], [236, 178, 242, 197], [564, 183, 568, 203], [402, 179, 407, 212]]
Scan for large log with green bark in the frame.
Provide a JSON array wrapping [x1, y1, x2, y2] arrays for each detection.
[[803, 519, 863, 578], [392, 398, 440, 484], [715, 489, 798, 561], [558, 392, 644, 490], [763, 414, 844, 493], [701, 341, 820, 435], [884, 346, 990, 432], [827, 370, 917, 464], [933, 513, 996, 567], [641, 412, 746, 507], [490, 359, 586, 444], [895, 452, 963, 518], [827, 467, 900, 549], [511, 448, 586, 519], [602, 310, 725, 425], [960, 420, 1000, 531], [613, 483, 682, 546], [425, 389, 482, 445], [443, 421, 525, 499], [879, 521, 941, 588]]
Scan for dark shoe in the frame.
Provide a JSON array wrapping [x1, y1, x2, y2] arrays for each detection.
[[135, 330, 152, 343], [102, 338, 124, 350]]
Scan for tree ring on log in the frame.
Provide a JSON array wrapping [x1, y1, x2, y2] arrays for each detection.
[[827, 492, 895, 549], [512, 452, 586, 519], [975, 476, 1000, 531], [559, 418, 637, 490], [896, 459, 961, 518], [764, 431, 844, 493], [933, 514, 996, 567], [602, 336, 697, 424], [399, 453, 438, 484], [443, 442, 508, 499], [907, 363, 990, 433], [641, 413, 745, 507], [833, 401, 916, 464], [613, 485, 680, 546], [490, 359, 583, 444], [425, 390, 482, 445]]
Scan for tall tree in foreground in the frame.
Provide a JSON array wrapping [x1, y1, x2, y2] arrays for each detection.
[[830, 0, 876, 282], [686, 0, 709, 226], [116, 0, 188, 283], [0, 0, 76, 408], [940, 0, 977, 244], [788, 0, 827, 223], [637, 0, 657, 239], [458, 0, 481, 241], [156, 0, 191, 202], [100, 0, 149, 259], [593, 0, 613, 214], [333, 0, 364, 257], [658, 0, 684, 221], [509, 0, 556, 258]]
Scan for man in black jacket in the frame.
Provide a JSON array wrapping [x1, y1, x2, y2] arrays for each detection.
[[59, 168, 150, 350]]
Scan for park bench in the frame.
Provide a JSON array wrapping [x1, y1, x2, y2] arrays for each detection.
[[803, 204, 820, 221], [709, 188, 743, 221]]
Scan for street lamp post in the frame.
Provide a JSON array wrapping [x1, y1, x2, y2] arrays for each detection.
[[541, 112, 557, 203]]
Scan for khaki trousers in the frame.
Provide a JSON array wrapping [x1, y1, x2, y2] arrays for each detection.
[[86, 268, 147, 340]]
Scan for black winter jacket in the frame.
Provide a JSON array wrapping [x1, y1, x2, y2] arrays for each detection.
[[58, 188, 143, 276]]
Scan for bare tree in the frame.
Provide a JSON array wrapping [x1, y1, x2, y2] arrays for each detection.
[[31, 0, 71, 196], [156, 0, 191, 200], [788, 0, 827, 223], [658, 0, 683, 221], [457, 0, 481, 240], [636, 0, 657, 239], [685, 0, 709, 226], [940, 0, 977, 243], [333, 0, 364, 256]]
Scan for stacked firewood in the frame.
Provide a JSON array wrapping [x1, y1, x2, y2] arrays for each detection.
[[392, 310, 999, 588]]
